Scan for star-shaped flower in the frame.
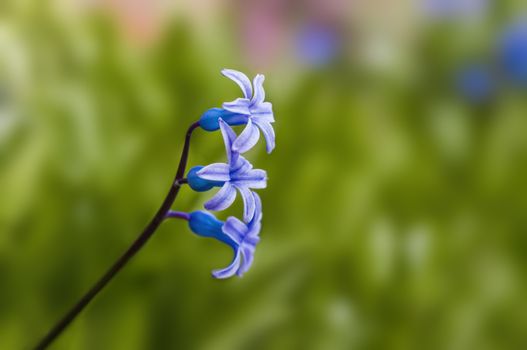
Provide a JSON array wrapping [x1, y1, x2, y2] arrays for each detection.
[[212, 193, 262, 278], [178, 196, 262, 279], [195, 119, 267, 222], [221, 69, 276, 154]]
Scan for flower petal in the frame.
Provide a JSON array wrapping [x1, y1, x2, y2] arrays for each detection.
[[219, 119, 238, 165], [251, 74, 265, 105], [221, 69, 253, 98], [251, 192, 262, 223], [237, 245, 255, 276], [212, 249, 241, 279], [232, 169, 267, 189], [230, 155, 253, 175], [251, 102, 273, 116], [223, 98, 251, 115], [204, 182, 237, 211], [252, 112, 275, 124], [235, 186, 256, 222], [253, 120, 275, 153], [222, 216, 247, 243], [197, 163, 231, 182], [232, 119, 260, 154]]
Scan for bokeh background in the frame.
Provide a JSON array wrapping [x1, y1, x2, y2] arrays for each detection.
[[2, 0, 527, 349]]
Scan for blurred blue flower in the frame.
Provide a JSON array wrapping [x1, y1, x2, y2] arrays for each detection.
[[422, 0, 488, 18], [297, 23, 340, 66], [499, 19, 527, 87], [456, 64, 495, 103], [188, 119, 267, 222]]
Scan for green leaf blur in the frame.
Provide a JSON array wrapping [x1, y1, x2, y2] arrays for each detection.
[[1, 1, 527, 349]]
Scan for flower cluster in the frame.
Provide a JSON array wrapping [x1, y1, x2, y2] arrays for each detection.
[[168, 69, 274, 279], [457, 18, 527, 103]]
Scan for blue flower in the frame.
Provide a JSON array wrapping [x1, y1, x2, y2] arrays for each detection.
[[187, 119, 267, 222], [499, 19, 527, 87], [222, 69, 275, 154], [456, 64, 494, 103], [213, 194, 262, 278], [199, 69, 276, 154], [297, 23, 341, 66], [181, 194, 263, 278], [421, 0, 488, 18]]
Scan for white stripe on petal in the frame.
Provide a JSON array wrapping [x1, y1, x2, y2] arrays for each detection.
[[232, 119, 260, 154], [222, 217, 247, 243], [236, 186, 256, 223], [223, 98, 251, 115], [204, 182, 237, 211], [251, 102, 273, 115], [221, 69, 253, 98], [237, 246, 255, 276], [212, 249, 241, 279], [252, 113, 275, 124], [197, 163, 231, 181], [251, 74, 265, 105], [253, 120, 275, 153], [219, 119, 238, 164]]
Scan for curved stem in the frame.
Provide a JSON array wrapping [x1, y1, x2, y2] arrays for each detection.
[[166, 210, 191, 221], [34, 121, 201, 350]]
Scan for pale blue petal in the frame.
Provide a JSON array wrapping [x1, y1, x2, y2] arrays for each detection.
[[245, 234, 260, 246], [231, 168, 267, 188], [222, 216, 247, 243], [251, 74, 265, 105], [251, 102, 273, 115], [230, 155, 253, 175], [235, 186, 256, 222], [253, 120, 276, 153], [232, 169, 267, 189], [219, 119, 238, 165], [237, 245, 255, 276], [232, 119, 260, 154], [252, 112, 275, 124], [204, 182, 237, 211], [221, 69, 253, 98], [251, 192, 262, 223], [212, 249, 241, 279], [223, 98, 251, 115], [247, 192, 263, 239], [197, 163, 231, 182]]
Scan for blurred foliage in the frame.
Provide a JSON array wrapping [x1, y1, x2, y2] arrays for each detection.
[[1, 1, 527, 350]]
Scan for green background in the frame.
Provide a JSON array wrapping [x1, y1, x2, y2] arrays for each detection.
[[1, 1, 527, 349]]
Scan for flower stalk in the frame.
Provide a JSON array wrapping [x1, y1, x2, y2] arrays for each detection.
[[34, 121, 200, 350]]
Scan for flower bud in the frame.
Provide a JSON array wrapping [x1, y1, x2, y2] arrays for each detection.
[[199, 108, 248, 131], [188, 211, 237, 248], [187, 166, 224, 192]]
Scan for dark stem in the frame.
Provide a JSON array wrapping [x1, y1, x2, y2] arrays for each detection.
[[34, 121, 201, 350]]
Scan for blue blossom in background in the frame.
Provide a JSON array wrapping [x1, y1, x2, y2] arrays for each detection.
[[199, 69, 275, 154], [422, 0, 488, 18], [499, 19, 527, 87], [456, 64, 495, 103], [296, 23, 341, 67], [188, 119, 267, 222]]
